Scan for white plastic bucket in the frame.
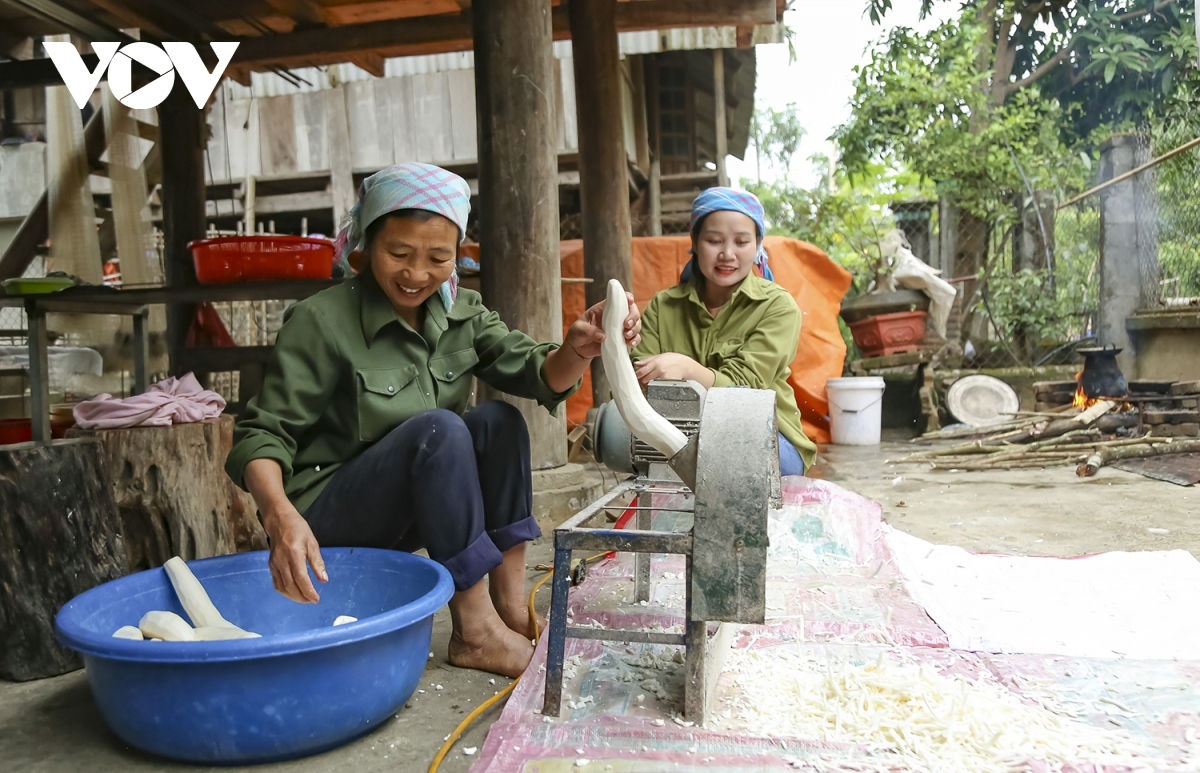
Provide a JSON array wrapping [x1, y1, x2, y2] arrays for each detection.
[[826, 377, 886, 445]]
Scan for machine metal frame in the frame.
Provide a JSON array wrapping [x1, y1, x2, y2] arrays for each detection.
[[542, 381, 779, 724], [543, 477, 738, 723]]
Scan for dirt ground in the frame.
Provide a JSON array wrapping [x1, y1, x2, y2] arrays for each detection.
[[2, 440, 1197, 772], [816, 440, 1200, 560]]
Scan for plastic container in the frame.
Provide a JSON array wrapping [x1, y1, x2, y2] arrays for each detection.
[[2, 276, 75, 295], [0, 417, 32, 444], [848, 310, 928, 357], [188, 236, 335, 284], [55, 549, 453, 764], [827, 377, 886, 445]]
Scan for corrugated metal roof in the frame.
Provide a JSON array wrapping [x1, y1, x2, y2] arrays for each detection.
[[228, 24, 781, 98]]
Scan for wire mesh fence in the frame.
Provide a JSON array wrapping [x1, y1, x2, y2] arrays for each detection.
[[1137, 127, 1200, 308], [933, 126, 1200, 369], [935, 196, 1100, 371]]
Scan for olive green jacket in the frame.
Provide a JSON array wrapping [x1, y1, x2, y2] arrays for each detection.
[[631, 274, 817, 466], [225, 273, 578, 514]]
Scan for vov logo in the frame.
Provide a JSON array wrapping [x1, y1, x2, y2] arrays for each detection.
[[44, 42, 240, 110]]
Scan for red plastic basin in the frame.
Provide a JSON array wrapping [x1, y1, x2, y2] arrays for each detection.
[[188, 236, 335, 284], [0, 418, 32, 445]]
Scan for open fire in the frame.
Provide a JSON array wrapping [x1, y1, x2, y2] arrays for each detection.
[[1072, 374, 1126, 410], [1074, 345, 1130, 411]]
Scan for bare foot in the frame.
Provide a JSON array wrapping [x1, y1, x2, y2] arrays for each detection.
[[447, 618, 534, 678], [493, 602, 543, 641]]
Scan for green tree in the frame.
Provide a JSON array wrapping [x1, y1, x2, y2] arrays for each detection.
[[745, 105, 932, 286], [864, 0, 1193, 136], [750, 103, 806, 184], [837, 1, 1197, 352]]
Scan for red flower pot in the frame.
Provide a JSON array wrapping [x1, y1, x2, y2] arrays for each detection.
[[848, 311, 929, 357]]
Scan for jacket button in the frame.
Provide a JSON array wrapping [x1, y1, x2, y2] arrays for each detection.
[[315, 465, 321, 472], [387, 385, 394, 393], [446, 371, 454, 378]]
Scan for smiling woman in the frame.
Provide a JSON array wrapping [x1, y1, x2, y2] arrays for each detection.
[[225, 163, 643, 678], [631, 187, 817, 475]]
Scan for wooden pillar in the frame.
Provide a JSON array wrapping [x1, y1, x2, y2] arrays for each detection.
[[630, 56, 651, 176], [713, 49, 729, 187], [473, 0, 567, 470], [569, 0, 634, 406], [649, 158, 663, 236], [158, 86, 207, 377]]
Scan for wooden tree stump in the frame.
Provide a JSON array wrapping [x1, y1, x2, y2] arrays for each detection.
[[72, 416, 266, 571], [0, 439, 126, 681]]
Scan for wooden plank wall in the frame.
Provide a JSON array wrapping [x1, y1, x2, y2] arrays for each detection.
[[204, 59, 586, 186]]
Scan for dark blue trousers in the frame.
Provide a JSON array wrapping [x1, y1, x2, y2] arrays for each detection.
[[303, 401, 541, 591]]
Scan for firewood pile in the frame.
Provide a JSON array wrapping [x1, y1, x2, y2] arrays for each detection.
[[895, 379, 1200, 477]]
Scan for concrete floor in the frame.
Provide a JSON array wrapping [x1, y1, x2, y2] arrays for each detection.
[[3, 442, 1198, 772]]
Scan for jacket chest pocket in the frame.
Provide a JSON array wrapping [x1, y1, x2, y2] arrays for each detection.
[[356, 364, 419, 442], [429, 348, 479, 409], [712, 335, 746, 366]]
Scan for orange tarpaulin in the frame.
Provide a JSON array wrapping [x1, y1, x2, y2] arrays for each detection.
[[557, 236, 852, 443]]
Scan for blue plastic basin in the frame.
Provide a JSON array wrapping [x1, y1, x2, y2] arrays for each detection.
[[55, 548, 453, 764]]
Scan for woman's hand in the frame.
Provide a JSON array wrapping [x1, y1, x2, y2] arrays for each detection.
[[566, 292, 642, 359], [262, 504, 328, 604], [634, 352, 706, 386]]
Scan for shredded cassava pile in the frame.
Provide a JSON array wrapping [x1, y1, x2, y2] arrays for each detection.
[[711, 646, 1181, 773]]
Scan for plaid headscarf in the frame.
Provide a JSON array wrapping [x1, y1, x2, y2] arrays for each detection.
[[679, 187, 774, 284], [334, 162, 471, 312]]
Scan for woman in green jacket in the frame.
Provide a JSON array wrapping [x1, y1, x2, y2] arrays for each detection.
[[630, 188, 816, 474], [226, 163, 640, 677]]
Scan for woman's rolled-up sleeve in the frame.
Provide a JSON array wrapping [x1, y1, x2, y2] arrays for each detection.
[[470, 309, 579, 415], [225, 303, 341, 489], [710, 293, 801, 389]]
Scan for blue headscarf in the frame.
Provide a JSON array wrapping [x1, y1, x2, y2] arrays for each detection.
[[334, 162, 471, 312], [679, 187, 774, 284]]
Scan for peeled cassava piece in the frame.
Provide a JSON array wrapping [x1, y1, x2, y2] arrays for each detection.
[[164, 555, 258, 637], [139, 610, 195, 641], [600, 279, 697, 489], [112, 625, 144, 640], [193, 626, 261, 641]]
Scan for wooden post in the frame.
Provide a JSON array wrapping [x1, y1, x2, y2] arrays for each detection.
[[243, 174, 257, 236], [45, 36, 103, 286], [570, 0, 635, 407], [158, 86, 207, 377], [473, 0, 567, 469], [713, 49, 728, 187], [649, 157, 663, 236], [630, 56, 651, 177], [26, 302, 50, 444], [326, 86, 356, 227]]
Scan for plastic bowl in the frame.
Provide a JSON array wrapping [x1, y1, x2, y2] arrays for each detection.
[[0, 417, 32, 444], [188, 236, 335, 284], [55, 549, 453, 764]]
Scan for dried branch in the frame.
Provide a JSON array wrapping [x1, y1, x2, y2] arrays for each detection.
[[1076, 438, 1200, 477]]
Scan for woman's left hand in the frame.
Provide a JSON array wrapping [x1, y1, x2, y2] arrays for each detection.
[[634, 353, 701, 385], [567, 292, 641, 359]]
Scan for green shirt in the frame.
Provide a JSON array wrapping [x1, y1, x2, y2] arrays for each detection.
[[225, 273, 578, 514], [631, 274, 817, 466]]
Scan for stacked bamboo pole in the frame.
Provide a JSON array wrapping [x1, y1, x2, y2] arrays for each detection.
[[896, 400, 1200, 475]]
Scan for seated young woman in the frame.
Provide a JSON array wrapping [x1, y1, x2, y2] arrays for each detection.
[[225, 163, 641, 678], [630, 188, 816, 475]]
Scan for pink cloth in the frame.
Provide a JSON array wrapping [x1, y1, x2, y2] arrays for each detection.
[[73, 374, 226, 429]]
